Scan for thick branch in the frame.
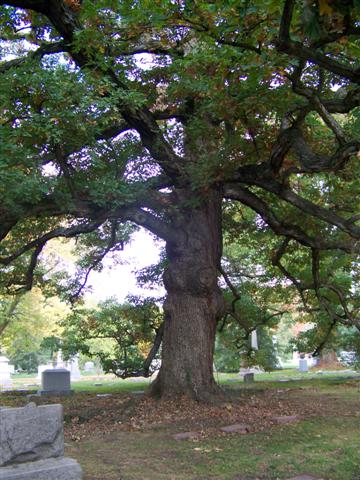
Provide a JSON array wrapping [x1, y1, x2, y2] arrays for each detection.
[[0, 220, 104, 266], [279, 42, 360, 85], [277, 0, 360, 84], [143, 322, 164, 376], [223, 184, 357, 253], [0, 294, 23, 337], [243, 175, 360, 240], [22, 242, 45, 292], [311, 95, 347, 145], [219, 265, 241, 316], [312, 319, 337, 357], [272, 239, 315, 313], [119, 207, 173, 241], [0, 41, 67, 73]]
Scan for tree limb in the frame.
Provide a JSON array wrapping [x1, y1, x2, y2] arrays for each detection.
[[223, 184, 357, 253], [118, 206, 173, 241], [0, 220, 105, 266], [70, 220, 124, 301], [0, 41, 68, 73], [277, 0, 360, 84], [143, 322, 164, 376], [238, 174, 360, 240], [0, 294, 23, 337]]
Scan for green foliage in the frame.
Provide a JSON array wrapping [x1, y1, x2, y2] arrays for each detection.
[[40, 335, 62, 358], [221, 198, 360, 363], [10, 349, 50, 373], [0, 0, 360, 389], [217, 219, 285, 372], [215, 320, 279, 373], [0, 289, 67, 371], [251, 328, 279, 371], [60, 297, 162, 377]]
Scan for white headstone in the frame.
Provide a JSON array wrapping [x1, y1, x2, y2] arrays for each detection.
[[55, 350, 65, 369], [0, 356, 13, 390], [37, 364, 54, 379], [239, 366, 263, 376], [84, 361, 94, 372], [299, 358, 308, 372], [251, 330, 258, 350], [68, 355, 81, 381]]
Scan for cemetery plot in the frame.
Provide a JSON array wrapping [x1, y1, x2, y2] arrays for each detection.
[[1, 375, 359, 479]]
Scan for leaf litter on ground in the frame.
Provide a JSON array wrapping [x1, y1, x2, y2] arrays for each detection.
[[1, 378, 359, 444]]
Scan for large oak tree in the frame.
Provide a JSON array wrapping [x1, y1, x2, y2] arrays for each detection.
[[1, 0, 360, 399]]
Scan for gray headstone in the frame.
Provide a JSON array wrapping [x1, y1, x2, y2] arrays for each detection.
[[40, 369, 72, 395], [243, 373, 254, 383], [0, 403, 63, 466], [0, 457, 82, 480]]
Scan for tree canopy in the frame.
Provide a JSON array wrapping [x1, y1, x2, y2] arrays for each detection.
[[1, 0, 360, 398]]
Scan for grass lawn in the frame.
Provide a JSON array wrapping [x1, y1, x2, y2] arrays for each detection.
[[1, 370, 360, 479]]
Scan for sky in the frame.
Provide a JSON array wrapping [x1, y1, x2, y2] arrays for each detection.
[[86, 230, 164, 302]]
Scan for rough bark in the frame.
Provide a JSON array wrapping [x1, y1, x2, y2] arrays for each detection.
[[150, 188, 226, 400], [316, 350, 343, 369]]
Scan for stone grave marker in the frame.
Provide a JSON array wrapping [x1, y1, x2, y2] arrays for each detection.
[[84, 361, 94, 372], [40, 368, 72, 396], [68, 355, 81, 381], [299, 358, 308, 373], [243, 373, 254, 383], [273, 415, 299, 425], [172, 431, 201, 441], [0, 356, 13, 391], [0, 403, 82, 479], [55, 350, 65, 368], [219, 423, 249, 434]]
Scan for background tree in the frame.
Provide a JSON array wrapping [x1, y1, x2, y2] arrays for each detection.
[[0, 294, 22, 340], [1, 0, 360, 399], [59, 296, 163, 378], [0, 288, 67, 371]]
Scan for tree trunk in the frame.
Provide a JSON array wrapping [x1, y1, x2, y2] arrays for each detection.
[[150, 188, 225, 400], [316, 350, 342, 369]]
